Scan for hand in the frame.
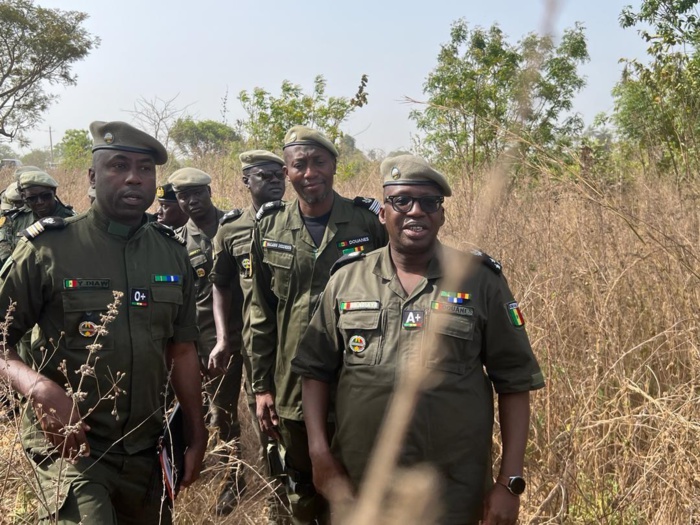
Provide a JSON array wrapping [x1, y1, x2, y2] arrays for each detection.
[[255, 391, 281, 440], [310, 449, 354, 504], [178, 429, 207, 491], [207, 341, 232, 376], [31, 379, 91, 463], [482, 483, 520, 525]]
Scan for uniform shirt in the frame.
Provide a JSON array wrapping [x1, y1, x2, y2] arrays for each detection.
[[210, 206, 255, 358], [0, 201, 75, 264], [0, 207, 198, 454], [291, 244, 544, 523], [179, 208, 241, 357], [250, 193, 388, 421]]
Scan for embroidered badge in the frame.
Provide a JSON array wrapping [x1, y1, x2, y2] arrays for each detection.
[[506, 302, 525, 327], [348, 335, 366, 354], [262, 240, 293, 252], [78, 321, 98, 338], [339, 301, 380, 311], [64, 279, 110, 289], [188, 248, 202, 257], [337, 236, 370, 249], [402, 310, 424, 330], [196, 268, 206, 278], [431, 301, 474, 316], [131, 288, 148, 307], [241, 258, 251, 277], [153, 275, 181, 283], [439, 291, 470, 304], [156, 186, 165, 198], [0, 216, 5, 228]]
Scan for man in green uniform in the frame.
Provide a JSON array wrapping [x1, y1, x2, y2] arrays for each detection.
[[168, 167, 246, 515], [0, 170, 75, 265], [0, 121, 207, 524], [292, 155, 545, 525], [210, 149, 289, 524], [249, 126, 388, 524], [156, 182, 189, 229]]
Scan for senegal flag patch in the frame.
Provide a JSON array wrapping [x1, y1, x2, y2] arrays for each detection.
[[506, 302, 525, 327]]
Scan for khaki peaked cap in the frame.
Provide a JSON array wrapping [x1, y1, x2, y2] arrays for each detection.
[[90, 121, 168, 165], [168, 168, 212, 191], [240, 150, 284, 171], [381, 154, 452, 197], [18, 170, 59, 190], [283, 125, 339, 158]]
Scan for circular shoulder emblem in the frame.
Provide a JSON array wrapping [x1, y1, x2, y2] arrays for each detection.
[[196, 268, 206, 278], [0, 216, 5, 228], [104, 132, 114, 144], [348, 335, 367, 354], [391, 166, 401, 180], [79, 321, 98, 338]]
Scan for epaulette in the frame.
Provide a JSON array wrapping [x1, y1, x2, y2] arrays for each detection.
[[152, 222, 186, 246], [330, 251, 366, 276], [470, 249, 502, 274], [219, 208, 243, 226], [8, 207, 28, 221], [353, 196, 381, 216], [255, 200, 284, 221], [23, 217, 68, 239]]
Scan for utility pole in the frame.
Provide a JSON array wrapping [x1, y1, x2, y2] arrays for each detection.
[[48, 126, 54, 164]]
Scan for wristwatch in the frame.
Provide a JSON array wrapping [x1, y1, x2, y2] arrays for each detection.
[[496, 475, 526, 496]]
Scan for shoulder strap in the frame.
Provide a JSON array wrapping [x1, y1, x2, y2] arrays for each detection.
[[330, 251, 366, 276], [255, 200, 284, 221], [219, 208, 243, 226], [470, 249, 502, 274], [153, 222, 186, 246], [353, 196, 381, 216], [23, 217, 68, 240]]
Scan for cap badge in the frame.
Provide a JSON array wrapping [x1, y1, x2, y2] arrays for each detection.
[[391, 166, 401, 180], [289, 132, 297, 141], [104, 132, 114, 144], [156, 187, 165, 198]]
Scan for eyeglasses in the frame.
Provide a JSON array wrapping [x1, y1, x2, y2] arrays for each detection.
[[251, 169, 285, 181], [384, 195, 444, 214], [23, 191, 55, 205]]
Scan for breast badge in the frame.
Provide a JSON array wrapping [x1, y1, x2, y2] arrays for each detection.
[[348, 335, 367, 354]]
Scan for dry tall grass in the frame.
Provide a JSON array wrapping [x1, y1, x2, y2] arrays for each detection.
[[0, 161, 698, 524]]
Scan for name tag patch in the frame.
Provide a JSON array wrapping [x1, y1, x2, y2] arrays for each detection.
[[402, 310, 424, 330], [262, 240, 293, 252], [431, 301, 474, 316], [337, 236, 370, 255], [131, 288, 149, 307], [339, 301, 380, 311], [152, 274, 181, 283], [64, 278, 110, 289]]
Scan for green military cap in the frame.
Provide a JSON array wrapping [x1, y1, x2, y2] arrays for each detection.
[[156, 182, 178, 202], [13, 165, 42, 181], [18, 170, 59, 191], [1, 182, 22, 211], [240, 149, 284, 171], [381, 154, 452, 197], [90, 121, 168, 165], [283, 125, 339, 158], [168, 167, 212, 191]]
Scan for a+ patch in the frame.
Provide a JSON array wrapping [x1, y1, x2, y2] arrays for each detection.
[[402, 310, 424, 330]]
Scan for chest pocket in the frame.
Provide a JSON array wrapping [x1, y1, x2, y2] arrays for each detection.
[[150, 285, 183, 340], [263, 249, 294, 300], [338, 310, 383, 366], [233, 243, 252, 279], [424, 313, 476, 374], [61, 290, 115, 350]]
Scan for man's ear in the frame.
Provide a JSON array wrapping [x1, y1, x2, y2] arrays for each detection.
[[88, 168, 96, 188], [379, 203, 386, 225], [242, 176, 250, 189]]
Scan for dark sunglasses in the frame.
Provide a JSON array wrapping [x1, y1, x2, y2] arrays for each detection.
[[251, 169, 285, 181], [24, 191, 55, 205], [384, 195, 444, 214]]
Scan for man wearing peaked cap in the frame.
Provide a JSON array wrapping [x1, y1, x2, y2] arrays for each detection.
[[168, 166, 249, 515], [293, 154, 544, 525], [0, 121, 206, 524], [249, 127, 387, 524], [210, 149, 289, 520], [156, 182, 189, 229]]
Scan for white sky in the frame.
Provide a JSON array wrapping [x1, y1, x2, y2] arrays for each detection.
[[15, 0, 649, 155]]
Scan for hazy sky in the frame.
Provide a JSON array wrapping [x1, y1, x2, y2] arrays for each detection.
[[16, 0, 649, 156]]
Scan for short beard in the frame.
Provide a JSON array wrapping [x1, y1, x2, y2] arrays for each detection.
[[300, 189, 331, 205]]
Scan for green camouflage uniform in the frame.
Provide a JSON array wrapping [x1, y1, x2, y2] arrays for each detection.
[[291, 244, 545, 525], [0, 207, 198, 524], [249, 193, 387, 524]]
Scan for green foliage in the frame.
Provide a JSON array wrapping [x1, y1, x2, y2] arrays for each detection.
[[169, 118, 240, 160], [237, 74, 369, 151], [20, 147, 51, 168], [410, 19, 589, 178], [56, 128, 91, 170], [0, 0, 99, 143], [0, 143, 18, 159]]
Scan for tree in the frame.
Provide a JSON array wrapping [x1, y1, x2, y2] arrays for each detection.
[[237, 74, 369, 151], [169, 118, 240, 160], [0, 143, 18, 159], [410, 19, 589, 177], [20, 147, 50, 168], [0, 0, 99, 143], [55, 128, 91, 169], [123, 94, 192, 151]]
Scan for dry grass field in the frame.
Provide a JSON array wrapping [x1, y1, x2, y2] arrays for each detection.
[[0, 159, 698, 524]]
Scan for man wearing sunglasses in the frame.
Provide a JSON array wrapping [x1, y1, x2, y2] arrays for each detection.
[[293, 154, 544, 525], [0, 170, 75, 265]]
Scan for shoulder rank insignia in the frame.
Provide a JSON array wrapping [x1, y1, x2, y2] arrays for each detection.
[[470, 249, 502, 274], [330, 250, 366, 276], [353, 196, 381, 216], [23, 217, 67, 239], [255, 200, 284, 221], [153, 222, 186, 246], [219, 208, 243, 226]]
